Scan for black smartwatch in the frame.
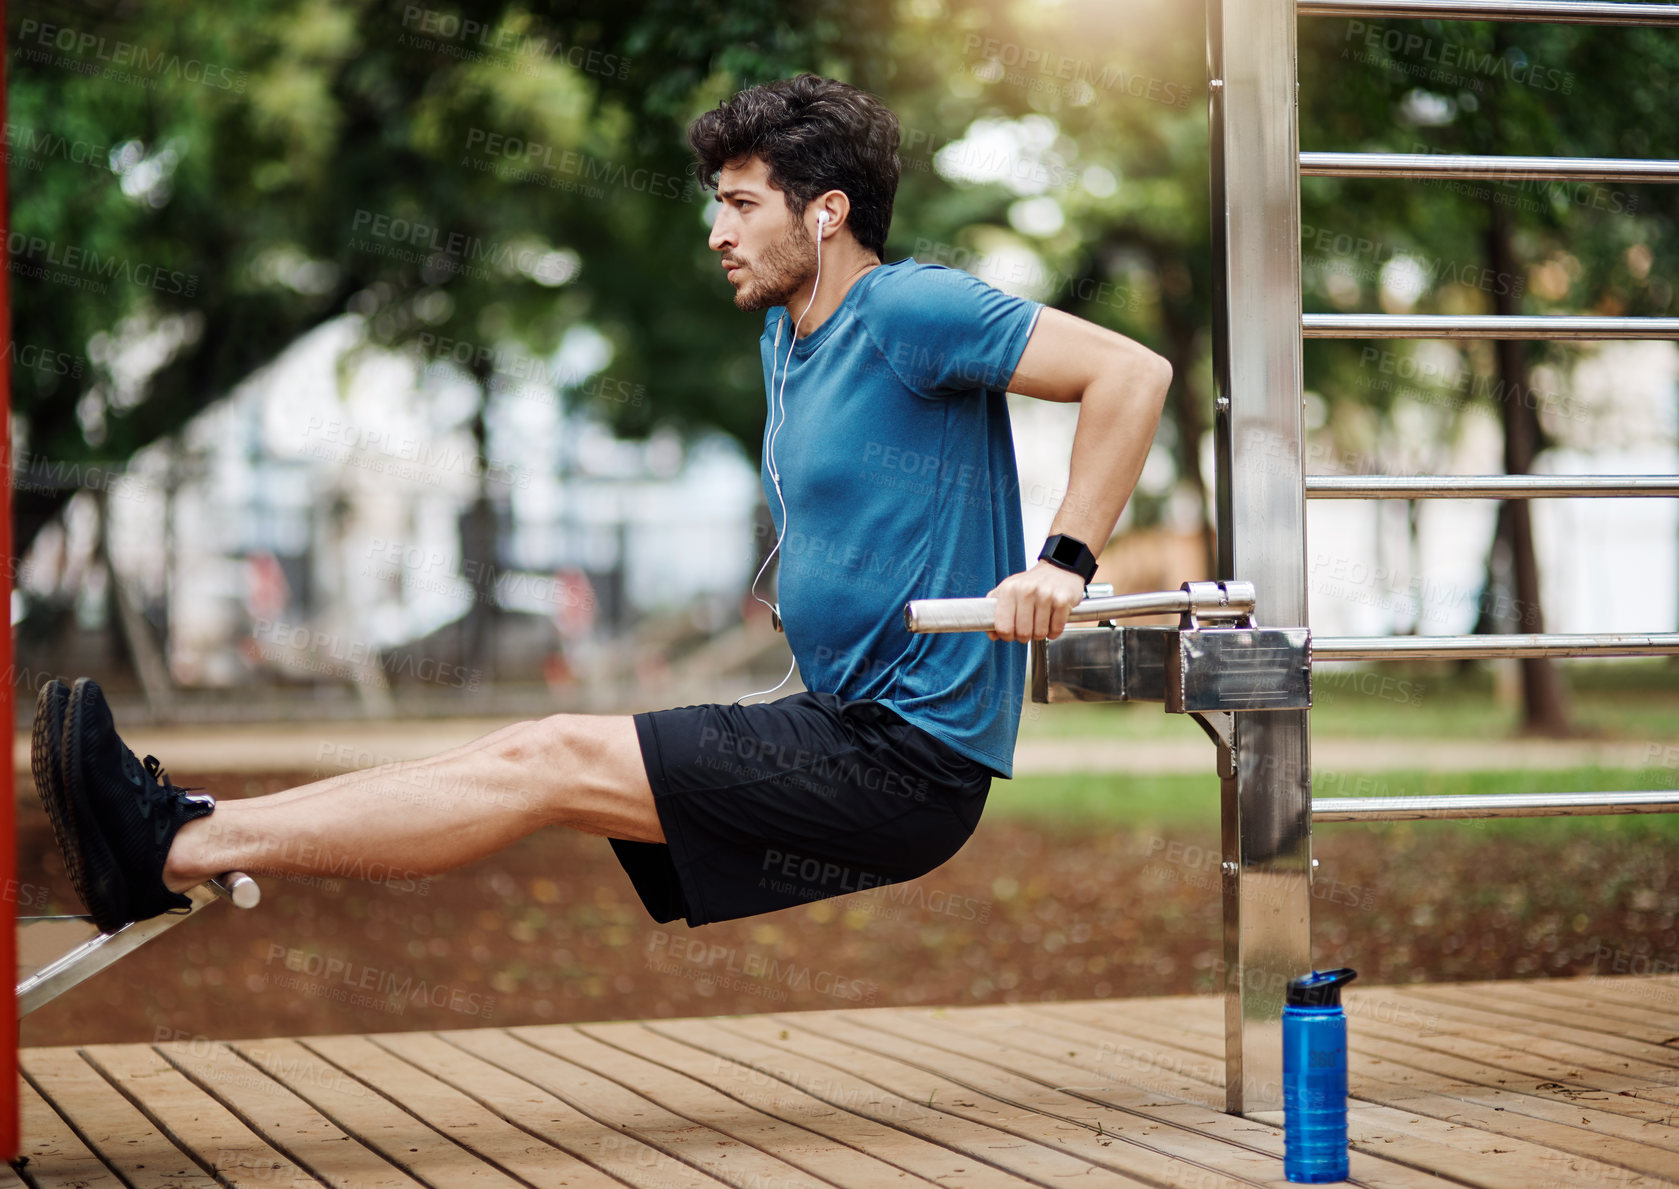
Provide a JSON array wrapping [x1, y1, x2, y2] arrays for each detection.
[[1038, 533, 1098, 584]]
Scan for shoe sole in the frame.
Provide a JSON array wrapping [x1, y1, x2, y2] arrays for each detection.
[[58, 678, 133, 934], [30, 681, 86, 915]]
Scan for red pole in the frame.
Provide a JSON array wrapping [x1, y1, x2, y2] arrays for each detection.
[[0, 0, 19, 1158]]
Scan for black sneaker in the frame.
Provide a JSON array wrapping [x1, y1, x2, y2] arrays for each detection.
[[54, 678, 216, 934]]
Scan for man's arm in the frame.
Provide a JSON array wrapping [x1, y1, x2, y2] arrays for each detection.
[[986, 307, 1173, 642]]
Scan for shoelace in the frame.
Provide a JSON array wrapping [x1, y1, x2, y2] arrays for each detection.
[[141, 754, 206, 798]]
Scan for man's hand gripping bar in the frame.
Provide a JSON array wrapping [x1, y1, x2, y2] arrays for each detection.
[[904, 581, 1258, 634]]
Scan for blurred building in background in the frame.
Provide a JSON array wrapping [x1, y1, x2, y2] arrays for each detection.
[[18, 315, 765, 715], [15, 316, 1676, 721]]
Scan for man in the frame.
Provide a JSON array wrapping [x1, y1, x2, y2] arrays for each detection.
[[33, 73, 1170, 937]]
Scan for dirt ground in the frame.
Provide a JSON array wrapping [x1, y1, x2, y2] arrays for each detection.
[[18, 771, 1677, 1048]]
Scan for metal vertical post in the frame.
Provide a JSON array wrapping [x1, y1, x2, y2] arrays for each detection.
[[1207, 0, 1314, 1117]]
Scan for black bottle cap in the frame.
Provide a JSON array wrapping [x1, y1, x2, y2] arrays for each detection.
[[1286, 968, 1358, 1007]]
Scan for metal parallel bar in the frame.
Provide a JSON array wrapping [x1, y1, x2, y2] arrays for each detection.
[[904, 583, 1256, 635], [1314, 790, 1679, 820], [1314, 632, 1679, 659], [1209, 0, 1312, 1120], [15, 874, 259, 1015], [1300, 151, 1679, 182], [1304, 314, 1679, 338], [1297, 0, 1679, 24], [909, 591, 1186, 634], [1306, 475, 1679, 498]]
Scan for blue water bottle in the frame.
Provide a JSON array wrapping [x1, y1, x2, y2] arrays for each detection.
[[1284, 967, 1357, 1183]]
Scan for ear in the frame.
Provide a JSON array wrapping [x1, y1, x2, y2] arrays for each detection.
[[811, 189, 851, 236]]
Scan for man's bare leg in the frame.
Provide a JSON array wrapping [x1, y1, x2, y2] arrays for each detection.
[[160, 715, 659, 893]]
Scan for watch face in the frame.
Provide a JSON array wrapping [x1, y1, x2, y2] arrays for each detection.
[[1042, 535, 1094, 581]]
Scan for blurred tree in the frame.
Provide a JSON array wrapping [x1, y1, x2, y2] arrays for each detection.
[[13, 1, 1670, 730], [9, 0, 1201, 676], [7, 0, 898, 675], [7, 0, 898, 560]]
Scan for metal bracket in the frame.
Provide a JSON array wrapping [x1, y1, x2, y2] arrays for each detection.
[[1031, 622, 1311, 714], [1164, 626, 1312, 713], [1190, 710, 1236, 758]]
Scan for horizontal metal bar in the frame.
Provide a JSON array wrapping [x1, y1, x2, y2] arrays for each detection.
[[1297, 0, 1679, 25], [17, 882, 222, 1016], [906, 583, 1256, 634], [1314, 632, 1679, 659], [909, 591, 1187, 634], [1314, 790, 1679, 821], [1301, 151, 1679, 183], [1304, 314, 1679, 339], [1307, 475, 1679, 498]]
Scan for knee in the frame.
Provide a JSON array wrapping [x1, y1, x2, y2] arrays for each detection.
[[487, 718, 548, 769], [495, 714, 616, 793]]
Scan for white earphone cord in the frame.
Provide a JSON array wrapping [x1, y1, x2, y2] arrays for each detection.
[[738, 210, 826, 705]]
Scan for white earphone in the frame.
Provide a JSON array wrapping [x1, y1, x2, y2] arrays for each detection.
[[739, 207, 829, 704]]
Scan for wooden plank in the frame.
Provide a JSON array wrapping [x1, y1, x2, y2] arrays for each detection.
[[662, 1014, 1145, 1188], [81, 1044, 320, 1189], [722, 1011, 1198, 1188], [1017, 998, 1679, 1179], [157, 1038, 426, 1189], [1506, 978, 1679, 1035], [854, 1005, 1471, 1189], [13, 1076, 122, 1189], [541, 1021, 949, 1188], [371, 1030, 713, 1188], [1433, 981, 1679, 1049], [23, 982, 1679, 1189], [20, 1048, 218, 1189], [1089, 993, 1679, 1122], [1335, 1005, 1679, 1110], [300, 1034, 623, 1188], [1536, 975, 1679, 1014], [1043, 994, 1679, 1115], [435, 1026, 831, 1188], [232, 1037, 528, 1189], [1033, 998, 1675, 1189], [835, 1007, 1358, 1188], [641, 1016, 1056, 1189], [1386, 989, 1679, 1078]]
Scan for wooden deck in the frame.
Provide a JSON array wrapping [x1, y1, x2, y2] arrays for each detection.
[[11, 974, 1679, 1188]]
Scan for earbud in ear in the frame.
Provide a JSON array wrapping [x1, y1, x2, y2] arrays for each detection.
[[817, 211, 830, 227]]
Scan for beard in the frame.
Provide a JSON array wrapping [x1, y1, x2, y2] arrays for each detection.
[[731, 216, 817, 312]]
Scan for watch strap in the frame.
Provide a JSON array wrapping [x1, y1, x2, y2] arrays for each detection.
[[1038, 534, 1098, 584]]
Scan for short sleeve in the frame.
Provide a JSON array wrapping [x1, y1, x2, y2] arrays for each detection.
[[861, 263, 1043, 399]]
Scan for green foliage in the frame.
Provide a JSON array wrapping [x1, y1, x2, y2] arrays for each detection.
[[10, 1, 1674, 567]]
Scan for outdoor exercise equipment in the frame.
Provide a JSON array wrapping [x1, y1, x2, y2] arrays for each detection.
[[15, 873, 260, 1017], [948, 0, 1679, 1116]]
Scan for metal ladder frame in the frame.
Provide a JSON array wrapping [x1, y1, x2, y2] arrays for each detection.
[[1210, 0, 1679, 1115]]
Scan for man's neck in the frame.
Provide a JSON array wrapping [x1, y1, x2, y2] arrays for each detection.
[[786, 249, 882, 339]]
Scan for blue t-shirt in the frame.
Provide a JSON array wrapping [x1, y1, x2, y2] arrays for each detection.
[[759, 258, 1042, 777]]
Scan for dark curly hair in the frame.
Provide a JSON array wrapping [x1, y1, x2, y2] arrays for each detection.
[[687, 74, 900, 258]]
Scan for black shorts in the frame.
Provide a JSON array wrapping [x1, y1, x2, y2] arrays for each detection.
[[609, 690, 993, 928]]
